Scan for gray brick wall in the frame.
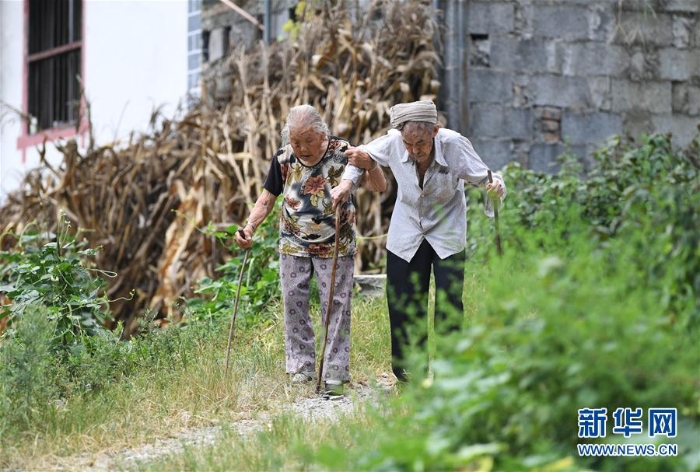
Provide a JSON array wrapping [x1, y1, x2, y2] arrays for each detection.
[[468, 2, 515, 34], [659, 48, 700, 81], [490, 38, 555, 73], [530, 75, 590, 108], [531, 5, 590, 41], [471, 138, 513, 171], [561, 43, 630, 77], [561, 112, 623, 145], [465, 0, 700, 172], [471, 104, 533, 139], [468, 69, 514, 103], [672, 83, 700, 116], [611, 80, 673, 114], [616, 12, 675, 47]]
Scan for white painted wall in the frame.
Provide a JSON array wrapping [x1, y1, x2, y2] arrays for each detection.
[[0, 0, 26, 199], [0, 0, 189, 202], [84, 0, 189, 144]]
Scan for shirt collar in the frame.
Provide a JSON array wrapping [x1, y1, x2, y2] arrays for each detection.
[[433, 134, 448, 167], [401, 134, 448, 170]]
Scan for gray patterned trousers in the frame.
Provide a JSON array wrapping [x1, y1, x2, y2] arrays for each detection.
[[279, 253, 354, 382]]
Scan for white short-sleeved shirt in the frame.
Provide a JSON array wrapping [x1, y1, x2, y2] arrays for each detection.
[[343, 128, 505, 262]]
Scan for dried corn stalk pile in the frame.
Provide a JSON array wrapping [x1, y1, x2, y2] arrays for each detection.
[[0, 0, 441, 334]]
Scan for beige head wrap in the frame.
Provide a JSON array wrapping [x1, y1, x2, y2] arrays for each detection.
[[389, 100, 438, 128]]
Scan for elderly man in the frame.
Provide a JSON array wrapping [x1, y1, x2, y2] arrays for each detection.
[[332, 100, 505, 382]]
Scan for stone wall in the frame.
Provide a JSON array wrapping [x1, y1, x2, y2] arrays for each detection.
[[465, 0, 700, 173], [199, 0, 290, 104]]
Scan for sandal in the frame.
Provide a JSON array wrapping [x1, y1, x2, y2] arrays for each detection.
[[291, 371, 316, 383]]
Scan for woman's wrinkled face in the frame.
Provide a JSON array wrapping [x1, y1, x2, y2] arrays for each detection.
[[401, 123, 439, 164], [289, 127, 328, 163]]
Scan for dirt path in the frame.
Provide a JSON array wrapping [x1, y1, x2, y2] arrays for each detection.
[[47, 384, 383, 471]]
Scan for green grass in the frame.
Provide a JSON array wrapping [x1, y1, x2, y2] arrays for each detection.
[[0, 294, 394, 471], [2, 248, 698, 471], [3, 129, 699, 470], [146, 237, 699, 472], [144, 403, 390, 472]]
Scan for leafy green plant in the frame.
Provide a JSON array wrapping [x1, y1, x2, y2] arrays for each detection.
[[468, 131, 700, 330], [2, 131, 698, 471], [185, 205, 281, 326], [343, 235, 700, 471], [0, 219, 112, 349]]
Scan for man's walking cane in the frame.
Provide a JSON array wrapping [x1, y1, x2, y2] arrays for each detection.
[[487, 170, 503, 257], [316, 205, 342, 394], [225, 228, 250, 374]]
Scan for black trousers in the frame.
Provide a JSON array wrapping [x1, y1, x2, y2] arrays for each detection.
[[385, 240, 465, 381]]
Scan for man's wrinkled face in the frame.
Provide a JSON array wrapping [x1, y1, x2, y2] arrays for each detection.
[[290, 127, 328, 163], [401, 123, 439, 164]]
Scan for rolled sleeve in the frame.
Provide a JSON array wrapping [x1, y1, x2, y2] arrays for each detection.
[[442, 132, 507, 217], [340, 164, 365, 188]]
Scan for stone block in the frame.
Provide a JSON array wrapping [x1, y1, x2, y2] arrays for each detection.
[[673, 16, 694, 48], [467, 69, 513, 104], [532, 5, 589, 40], [514, 0, 533, 39], [529, 143, 564, 174], [512, 74, 531, 107], [611, 80, 672, 113], [613, 12, 674, 47], [530, 74, 590, 108], [623, 111, 654, 141], [471, 103, 533, 139], [629, 48, 660, 81], [561, 43, 630, 77], [617, 0, 676, 13], [659, 48, 700, 81], [530, 0, 601, 5], [651, 114, 700, 148], [470, 138, 513, 171], [230, 22, 258, 49], [588, 4, 617, 42], [511, 139, 531, 167], [561, 111, 623, 145], [208, 27, 228, 62], [468, 2, 515, 35], [664, 0, 699, 13], [672, 83, 700, 116], [588, 76, 612, 111], [546, 41, 562, 75], [490, 37, 550, 73]]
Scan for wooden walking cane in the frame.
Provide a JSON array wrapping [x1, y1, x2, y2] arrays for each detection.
[[225, 228, 250, 374], [316, 205, 342, 394], [487, 170, 503, 256]]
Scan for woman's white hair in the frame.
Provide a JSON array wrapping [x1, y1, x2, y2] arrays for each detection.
[[281, 104, 330, 145]]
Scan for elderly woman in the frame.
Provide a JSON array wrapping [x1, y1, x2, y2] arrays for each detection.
[[235, 104, 386, 395], [332, 100, 506, 382]]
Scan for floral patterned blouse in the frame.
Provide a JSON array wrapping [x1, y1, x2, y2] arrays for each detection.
[[263, 137, 356, 258]]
